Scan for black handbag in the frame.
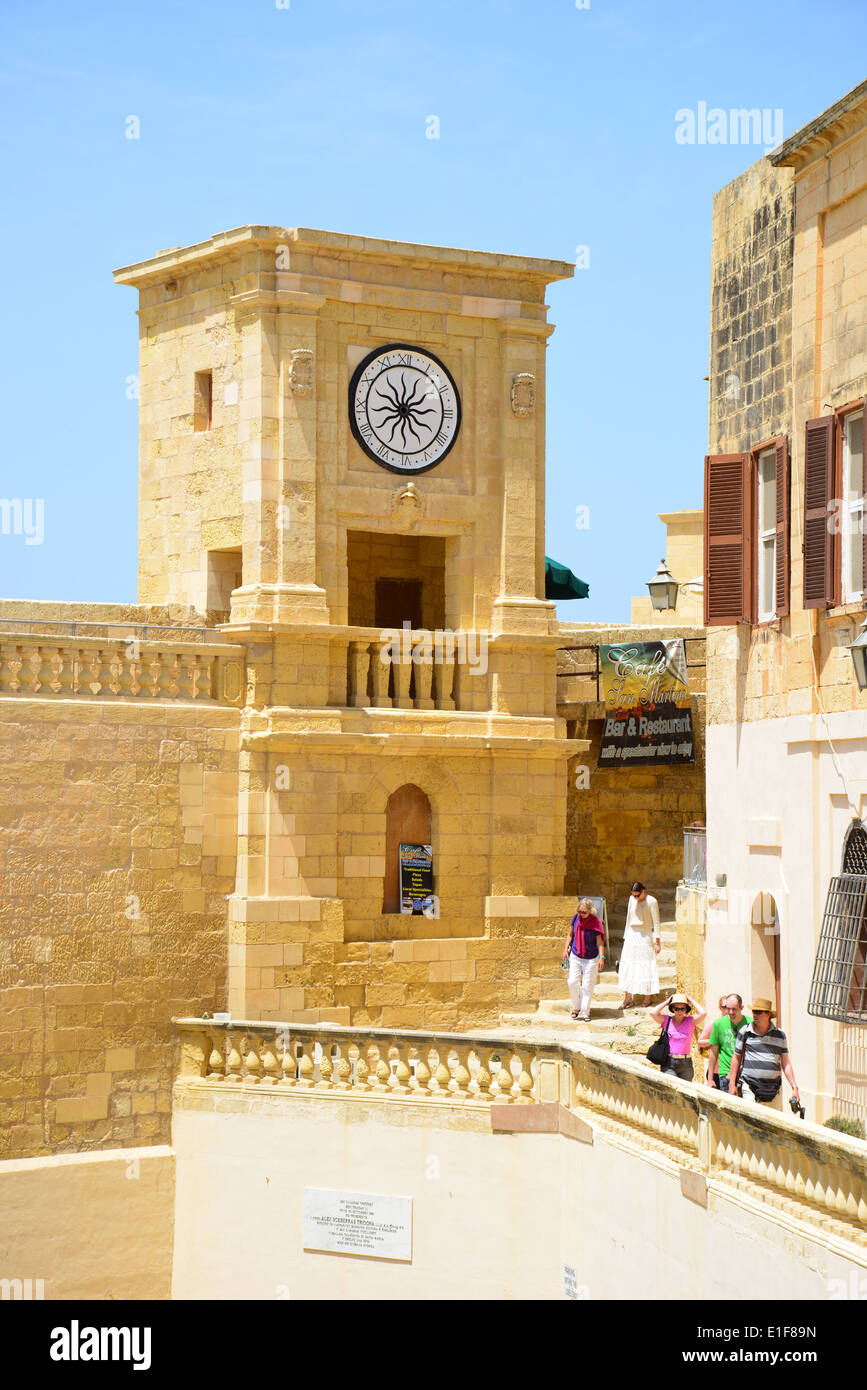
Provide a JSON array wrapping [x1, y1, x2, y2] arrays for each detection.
[[646, 1016, 672, 1067]]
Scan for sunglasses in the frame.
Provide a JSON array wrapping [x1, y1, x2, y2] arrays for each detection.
[[753, 1010, 770, 1016], [671, 1005, 688, 1012]]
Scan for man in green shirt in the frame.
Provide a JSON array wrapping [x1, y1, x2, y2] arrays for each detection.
[[707, 994, 751, 1090]]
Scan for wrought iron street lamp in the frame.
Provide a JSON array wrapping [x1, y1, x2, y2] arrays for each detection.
[[646, 559, 679, 611], [848, 617, 867, 691]]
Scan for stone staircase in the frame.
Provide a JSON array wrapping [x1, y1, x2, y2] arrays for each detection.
[[495, 917, 679, 1061]]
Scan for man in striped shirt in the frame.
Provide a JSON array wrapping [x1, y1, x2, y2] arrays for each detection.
[[728, 997, 800, 1109]]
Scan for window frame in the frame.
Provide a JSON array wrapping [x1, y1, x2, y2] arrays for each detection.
[[749, 434, 788, 627], [754, 443, 778, 623], [840, 406, 865, 605]]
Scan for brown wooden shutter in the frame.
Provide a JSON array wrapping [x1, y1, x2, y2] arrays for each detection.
[[704, 453, 753, 624], [803, 416, 837, 609], [774, 436, 790, 617]]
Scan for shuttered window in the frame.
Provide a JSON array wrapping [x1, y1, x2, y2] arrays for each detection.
[[704, 453, 752, 624], [808, 826, 867, 1023], [841, 407, 865, 603], [803, 416, 837, 608], [774, 436, 790, 618]]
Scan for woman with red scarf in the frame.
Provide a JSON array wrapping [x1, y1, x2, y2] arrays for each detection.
[[561, 898, 606, 1021]]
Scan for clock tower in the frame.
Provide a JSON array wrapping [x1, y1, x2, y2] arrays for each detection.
[[115, 226, 586, 1028]]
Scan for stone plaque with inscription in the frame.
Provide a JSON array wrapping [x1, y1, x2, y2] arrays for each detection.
[[303, 1188, 413, 1262]]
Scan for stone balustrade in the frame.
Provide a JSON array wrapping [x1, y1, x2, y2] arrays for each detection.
[[0, 634, 245, 705], [178, 1019, 537, 1103], [346, 628, 463, 711], [176, 1019, 867, 1244]]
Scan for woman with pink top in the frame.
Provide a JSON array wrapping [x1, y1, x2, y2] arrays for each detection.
[[648, 992, 706, 1081]]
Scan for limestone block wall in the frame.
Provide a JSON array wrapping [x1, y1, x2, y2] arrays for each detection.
[[565, 698, 706, 922], [0, 699, 239, 1159]]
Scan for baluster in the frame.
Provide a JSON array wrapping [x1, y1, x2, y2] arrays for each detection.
[[496, 1049, 515, 1103], [244, 1035, 262, 1084], [332, 1039, 353, 1091], [279, 1034, 297, 1085], [167, 654, 181, 698], [350, 1040, 370, 1091], [7, 647, 23, 692], [26, 648, 43, 693], [127, 659, 142, 697], [147, 655, 163, 697], [296, 1039, 315, 1089], [349, 640, 372, 707], [371, 643, 391, 707], [451, 1045, 472, 1101], [433, 1044, 452, 1099], [514, 1048, 535, 1103], [225, 1034, 243, 1083], [318, 1039, 334, 1090], [393, 653, 412, 709], [207, 1033, 226, 1082], [434, 646, 456, 711], [474, 1048, 495, 1101], [412, 638, 435, 709], [261, 1038, 280, 1085], [49, 650, 65, 693], [86, 650, 102, 695], [392, 1044, 412, 1095], [108, 652, 123, 695], [364, 1045, 383, 1095], [413, 1045, 432, 1097]]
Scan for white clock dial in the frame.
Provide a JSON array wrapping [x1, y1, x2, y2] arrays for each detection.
[[349, 343, 461, 474]]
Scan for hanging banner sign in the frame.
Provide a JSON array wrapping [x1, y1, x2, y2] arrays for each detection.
[[399, 843, 435, 915], [598, 640, 694, 766]]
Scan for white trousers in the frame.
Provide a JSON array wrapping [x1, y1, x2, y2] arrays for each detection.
[[567, 955, 599, 1015]]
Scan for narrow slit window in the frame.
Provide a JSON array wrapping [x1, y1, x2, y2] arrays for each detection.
[[842, 410, 864, 603], [756, 446, 777, 621], [194, 371, 213, 432]]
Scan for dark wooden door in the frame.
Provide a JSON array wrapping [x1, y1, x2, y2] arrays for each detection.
[[375, 579, 423, 630]]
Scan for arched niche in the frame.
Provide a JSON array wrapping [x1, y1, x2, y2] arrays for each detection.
[[750, 891, 781, 1023], [382, 784, 432, 914]]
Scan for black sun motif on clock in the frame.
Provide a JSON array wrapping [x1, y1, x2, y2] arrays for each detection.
[[349, 343, 462, 474]]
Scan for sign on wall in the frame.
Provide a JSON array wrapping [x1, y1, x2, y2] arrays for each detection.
[[303, 1189, 413, 1262], [598, 640, 694, 767], [399, 843, 436, 915]]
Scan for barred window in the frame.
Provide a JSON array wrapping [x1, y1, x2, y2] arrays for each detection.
[[808, 824, 867, 1023]]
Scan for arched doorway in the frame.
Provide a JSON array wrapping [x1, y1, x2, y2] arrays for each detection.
[[383, 784, 432, 913], [750, 892, 781, 1023]]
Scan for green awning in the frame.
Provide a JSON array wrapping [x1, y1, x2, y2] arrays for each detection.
[[545, 555, 589, 601]]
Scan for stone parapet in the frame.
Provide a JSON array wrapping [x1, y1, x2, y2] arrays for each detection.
[[175, 1017, 867, 1253]]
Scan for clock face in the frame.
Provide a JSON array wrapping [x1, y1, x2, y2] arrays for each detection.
[[349, 343, 461, 474]]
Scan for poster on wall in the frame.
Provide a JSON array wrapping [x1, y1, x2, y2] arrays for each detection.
[[399, 843, 436, 916], [598, 640, 694, 767]]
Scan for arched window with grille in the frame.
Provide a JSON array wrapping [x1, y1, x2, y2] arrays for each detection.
[[807, 822, 867, 1022]]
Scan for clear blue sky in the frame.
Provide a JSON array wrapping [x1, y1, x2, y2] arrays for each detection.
[[0, 0, 862, 621]]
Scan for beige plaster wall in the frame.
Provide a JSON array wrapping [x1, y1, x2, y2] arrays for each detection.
[[0, 1145, 174, 1300], [171, 1085, 865, 1301]]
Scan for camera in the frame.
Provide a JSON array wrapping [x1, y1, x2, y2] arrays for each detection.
[[789, 1096, 805, 1119]]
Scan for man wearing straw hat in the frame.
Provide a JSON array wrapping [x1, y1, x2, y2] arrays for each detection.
[[728, 997, 800, 1110]]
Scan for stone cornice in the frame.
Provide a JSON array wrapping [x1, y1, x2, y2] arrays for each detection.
[[114, 224, 574, 293], [770, 80, 867, 172]]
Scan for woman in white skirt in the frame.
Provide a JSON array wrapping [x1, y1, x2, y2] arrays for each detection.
[[618, 881, 661, 1008]]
